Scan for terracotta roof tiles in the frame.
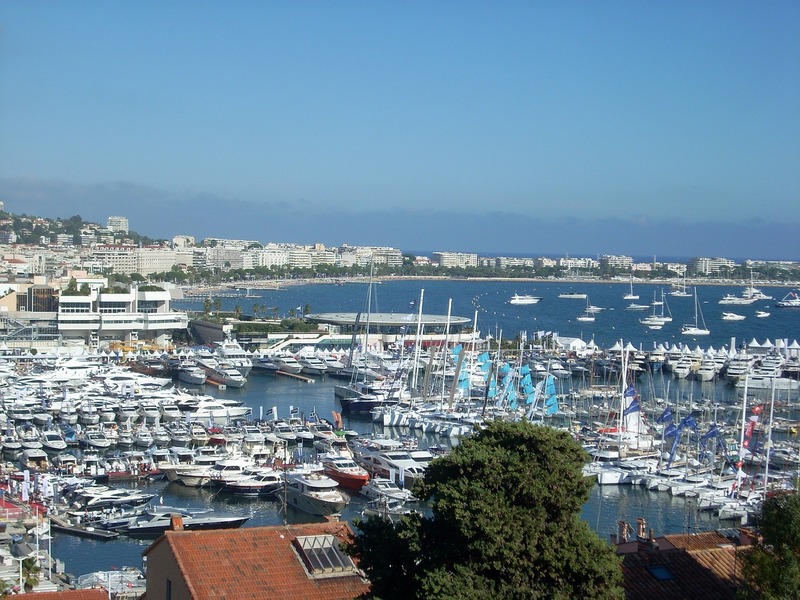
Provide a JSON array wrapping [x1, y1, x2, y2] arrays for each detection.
[[147, 522, 370, 600], [620, 531, 748, 600], [621, 547, 740, 600], [663, 531, 734, 551]]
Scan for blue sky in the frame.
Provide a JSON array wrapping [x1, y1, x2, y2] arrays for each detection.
[[1, 2, 798, 259]]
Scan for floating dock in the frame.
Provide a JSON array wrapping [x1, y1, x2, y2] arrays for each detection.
[[276, 371, 315, 383], [49, 514, 120, 540]]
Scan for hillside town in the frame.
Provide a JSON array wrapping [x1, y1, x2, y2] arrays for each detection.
[[0, 206, 798, 353]]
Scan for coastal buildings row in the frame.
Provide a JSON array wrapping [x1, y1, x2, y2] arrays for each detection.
[[5, 240, 779, 280], [1, 208, 798, 281]]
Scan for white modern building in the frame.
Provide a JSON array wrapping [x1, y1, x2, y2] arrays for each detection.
[[57, 284, 188, 348], [432, 251, 479, 269]]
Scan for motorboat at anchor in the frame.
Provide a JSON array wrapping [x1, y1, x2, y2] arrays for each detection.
[[509, 293, 542, 305], [281, 471, 350, 516], [721, 312, 746, 321], [121, 505, 249, 537], [321, 454, 370, 490], [360, 477, 418, 503]]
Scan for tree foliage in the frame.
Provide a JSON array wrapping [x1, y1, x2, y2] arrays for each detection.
[[739, 490, 800, 599], [349, 421, 624, 600]]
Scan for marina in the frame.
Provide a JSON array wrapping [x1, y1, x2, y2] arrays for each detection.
[[0, 278, 797, 582]]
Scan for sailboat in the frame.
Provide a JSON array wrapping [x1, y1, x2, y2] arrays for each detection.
[[640, 290, 672, 329], [576, 297, 596, 322], [623, 274, 639, 300], [681, 288, 710, 336], [670, 273, 692, 297]]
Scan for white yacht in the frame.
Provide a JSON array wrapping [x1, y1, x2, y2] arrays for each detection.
[[207, 363, 248, 388], [509, 293, 541, 305], [183, 398, 251, 420], [177, 364, 207, 385], [296, 354, 328, 375], [272, 354, 303, 375], [721, 312, 746, 321], [361, 477, 418, 502], [282, 471, 349, 516], [214, 339, 253, 377]]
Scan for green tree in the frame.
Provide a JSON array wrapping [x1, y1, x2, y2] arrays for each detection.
[[349, 421, 624, 600], [213, 298, 222, 321], [202, 297, 212, 318], [739, 490, 800, 599], [21, 556, 41, 593], [234, 304, 242, 320]]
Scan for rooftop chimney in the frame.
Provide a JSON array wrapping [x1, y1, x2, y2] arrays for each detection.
[[170, 514, 184, 531], [636, 517, 647, 540]]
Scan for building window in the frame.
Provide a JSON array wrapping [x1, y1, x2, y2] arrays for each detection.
[[166, 578, 172, 600]]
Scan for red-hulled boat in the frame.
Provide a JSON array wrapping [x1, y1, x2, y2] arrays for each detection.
[[321, 454, 370, 490]]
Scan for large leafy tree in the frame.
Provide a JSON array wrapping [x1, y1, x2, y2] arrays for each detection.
[[740, 490, 800, 599], [349, 421, 624, 599]]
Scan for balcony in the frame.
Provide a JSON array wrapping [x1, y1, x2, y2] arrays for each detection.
[[58, 314, 101, 331], [100, 314, 146, 331], [144, 312, 189, 330]]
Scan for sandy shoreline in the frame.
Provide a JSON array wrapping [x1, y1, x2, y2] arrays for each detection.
[[185, 274, 798, 296]]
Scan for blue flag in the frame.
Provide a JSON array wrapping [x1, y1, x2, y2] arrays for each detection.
[[623, 397, 641, 416], [656, 406, 673, 424]]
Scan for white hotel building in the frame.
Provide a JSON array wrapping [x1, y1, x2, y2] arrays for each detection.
[[56, 280, 188, 348]]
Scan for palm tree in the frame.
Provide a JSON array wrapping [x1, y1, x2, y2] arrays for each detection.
[[252, 303, 260, 319], [234, 304, 242, 320], [213, 298, 222, 321], [21, 556, 40, 593]]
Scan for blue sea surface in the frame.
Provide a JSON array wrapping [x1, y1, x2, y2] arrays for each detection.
[[178, 278, 796, 351]]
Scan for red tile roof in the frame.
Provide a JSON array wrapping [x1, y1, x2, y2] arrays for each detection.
[[619, 531, 748, 600], [145, 522, 371, 600], [663, 531, 735, 551], [621, 545, 742, 600]]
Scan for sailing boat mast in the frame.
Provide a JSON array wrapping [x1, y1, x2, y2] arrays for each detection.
[[763, 376, 777, 494], [362, 257, 374, 357], [439, 298, 453, 409], [410, 288, 425, 392]]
